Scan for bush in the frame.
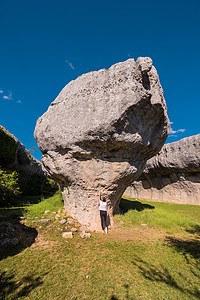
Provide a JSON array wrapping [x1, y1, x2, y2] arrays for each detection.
[[0, 169, 21, 205]]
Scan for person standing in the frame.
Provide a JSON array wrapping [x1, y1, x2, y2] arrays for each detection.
[[99, 191, 108, 233]]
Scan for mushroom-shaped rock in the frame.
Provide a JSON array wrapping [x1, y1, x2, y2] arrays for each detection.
[[34, 57, 170, 231]]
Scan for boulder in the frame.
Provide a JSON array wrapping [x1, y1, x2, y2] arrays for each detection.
[[124, 134, 200, 205], [80, 231, 91, 239], [62, 232, 73, 239], [34, 57, 170, 231]]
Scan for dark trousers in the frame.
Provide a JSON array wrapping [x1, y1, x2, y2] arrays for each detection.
[[100, 210, 107, 230]]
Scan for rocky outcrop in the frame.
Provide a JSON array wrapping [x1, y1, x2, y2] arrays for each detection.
[[34, 57, 170, 231], [0, 125, 44, 177], [124, 134, 200, 205], [0, 126, 55, 199]]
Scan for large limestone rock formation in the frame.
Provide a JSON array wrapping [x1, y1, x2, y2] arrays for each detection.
[[34, 57, 170, 231], [124, 134, 200, 205]]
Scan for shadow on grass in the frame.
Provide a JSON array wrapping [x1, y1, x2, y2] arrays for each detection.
[[165, 236, 200, 282], [186, 224, 200, 236], [165, 236, 200, 260], [0, 195, 43, 208], [0, 271, 47, 299], [110, 284, 130, 299], [0, 207, 25, 219], [119, 198, 155, 214], [131, 255, 200, 299], [0, 208, 38, 261]]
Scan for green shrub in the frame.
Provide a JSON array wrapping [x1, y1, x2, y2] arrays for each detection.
[[0, 169, 21, 205], [0, 127, 18, 167]]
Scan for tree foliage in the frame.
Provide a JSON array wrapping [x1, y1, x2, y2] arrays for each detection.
[[0, 169, 21, 205]]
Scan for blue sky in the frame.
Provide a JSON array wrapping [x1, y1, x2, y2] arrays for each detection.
[[0, 0, 200, 161]]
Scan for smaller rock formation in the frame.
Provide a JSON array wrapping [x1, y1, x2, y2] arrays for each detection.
[[124, 134, 200, 205]]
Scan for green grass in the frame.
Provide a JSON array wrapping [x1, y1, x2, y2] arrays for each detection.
[[1, 195, 200, 299], [115, 197, 200, 234], [0, 191, 63, 220], [23, 190, 64, 218]]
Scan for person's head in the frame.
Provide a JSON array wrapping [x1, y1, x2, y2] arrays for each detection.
[[101, 196, 106, 202]]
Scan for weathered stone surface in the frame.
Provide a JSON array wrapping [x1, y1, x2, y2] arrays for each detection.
[[0, 125, 44, 177], [62, 232, 73, 239], [34, 57, 170, 231], [124, 134, 200, 205]]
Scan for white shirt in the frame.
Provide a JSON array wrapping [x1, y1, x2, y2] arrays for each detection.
[[99, 200, 107, 211]]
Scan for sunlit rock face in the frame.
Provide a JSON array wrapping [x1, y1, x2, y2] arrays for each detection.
[[124, 134, 200, 205], [34, 57, 170, 231]]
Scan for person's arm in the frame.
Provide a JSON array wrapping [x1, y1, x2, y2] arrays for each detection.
[[99, 191, 101, 201]]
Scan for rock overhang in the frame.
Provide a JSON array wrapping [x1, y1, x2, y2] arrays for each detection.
[[34, 57, 170, 231]]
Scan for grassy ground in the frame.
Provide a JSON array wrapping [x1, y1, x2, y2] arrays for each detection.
[[0, 194, 200, 299]]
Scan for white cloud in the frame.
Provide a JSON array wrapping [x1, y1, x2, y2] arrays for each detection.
[[65, 60, 75, 70], [168, 134, 177, 137], [3, 95, 10, 99], [169, 127, 186, 135], [1, 89, 22, 104], [2, 91, 13, 100]]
